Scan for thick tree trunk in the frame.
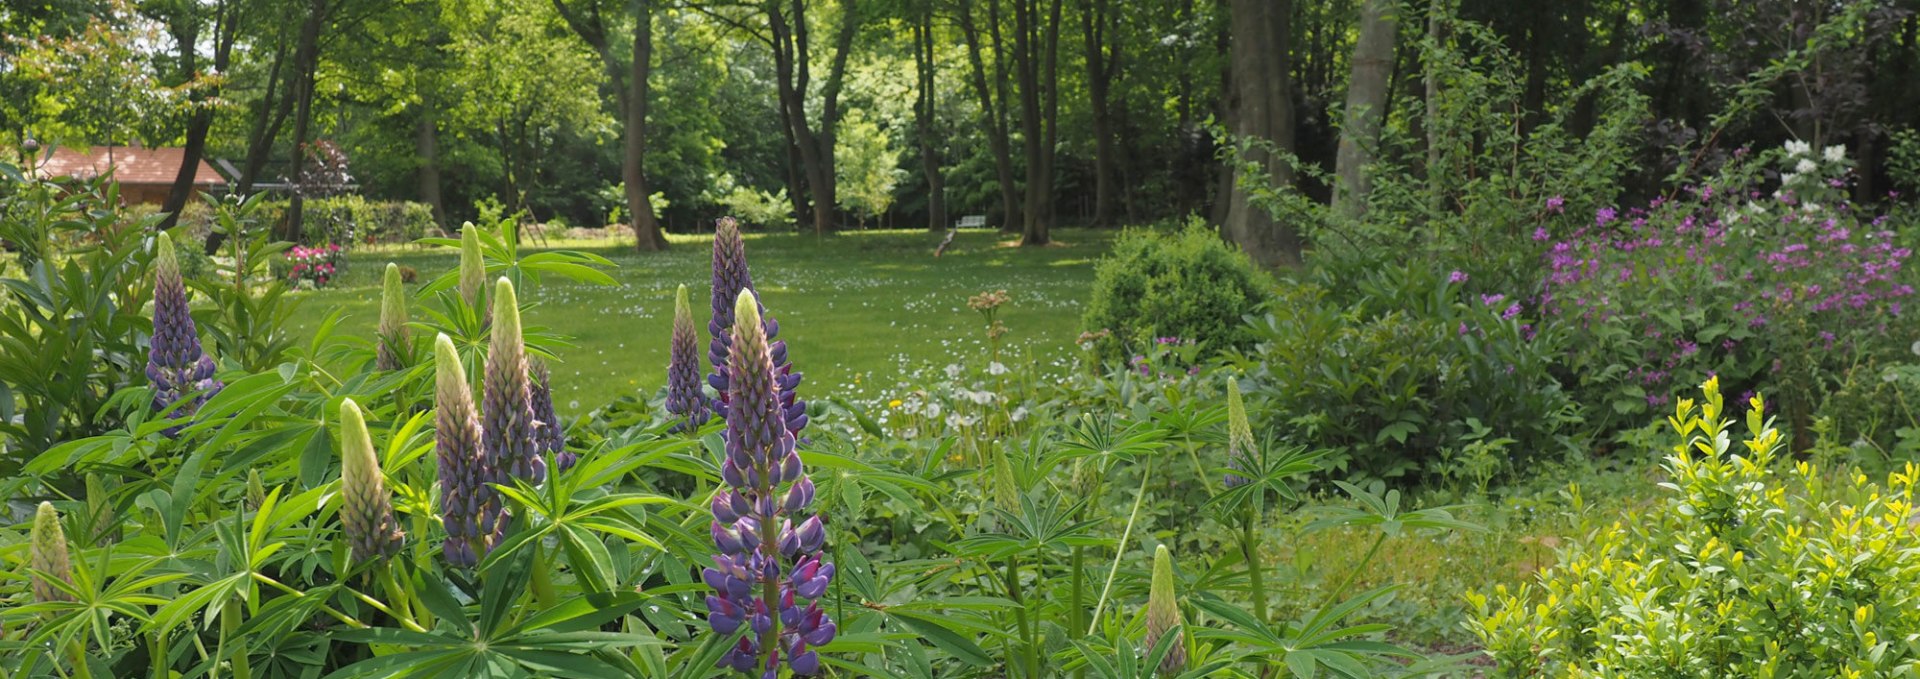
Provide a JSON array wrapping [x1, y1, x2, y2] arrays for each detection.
[[913, 5, 947, 232], [1332, 0, 1396, 219], [1222, 0, 1301, 267], [626, 0, 667, 250], [160, 2, 230, 231], [285, 0, 328, 242], [958, 0, 1020, 230], [1012, 0, 1060, 246], [416, 109, 444, 230], [1081, 0, 1119, 228]]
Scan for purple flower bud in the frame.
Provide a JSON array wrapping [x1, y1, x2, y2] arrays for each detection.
[[668, 284, 711, 431], [529, 360, 572, 473], [436, 334, 500, 566], [482, 278, 545, 485], [707, 218, 806, 439]]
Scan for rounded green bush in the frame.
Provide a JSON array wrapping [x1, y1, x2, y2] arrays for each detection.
[[1081, 218, 1269, 360]]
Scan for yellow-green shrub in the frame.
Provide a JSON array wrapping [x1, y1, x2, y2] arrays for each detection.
[[1470, 376, 1920, 677]]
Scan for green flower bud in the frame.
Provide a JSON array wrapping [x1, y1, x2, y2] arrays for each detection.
[[1145, 544, 1186, 675], [29, 502, 73, 604]]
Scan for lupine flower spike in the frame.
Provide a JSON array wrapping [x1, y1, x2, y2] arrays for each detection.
[[340, 398, 404, 560], [530, 360, 573, 473], [377, 262, 411, 371], [667, 284, 710, 430], [435, 333, 499, 567], [147, 231, 223, 434], [704, 291, 835, 676], [707, 217, 807, 438], [483, 278, 545, 484], [30, 502, 73, 604], [1224, 378, 1254, 488], [1145, 544, 1187, 675], [458, 224, 486, 309]]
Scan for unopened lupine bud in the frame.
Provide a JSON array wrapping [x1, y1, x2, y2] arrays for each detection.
[[483, 278, 544, 484], [245, 469, 267, 511], [667, 284, 710, 430], [377, 263, 411, 371], [458, 224, 486, 308], [1225, 378, 1254, 488], [704, 291, 834, 676], [435, 334, 498, 567], [529, 360, 573, 473], [1144, 544, 1187, 675], [147, 231, 223, 434], [340, 399, 404, 560], [29, 502, 72, 604], [706, 217, 806, 438]]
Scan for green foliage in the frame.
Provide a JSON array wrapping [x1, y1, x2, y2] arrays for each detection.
[[1471, 378, 1920, 676], [1082, 218, 1269, 361], [1229, 264, 1580, 482], [0, 163, 156, 461]]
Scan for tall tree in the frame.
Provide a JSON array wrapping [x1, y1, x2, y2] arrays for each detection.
[[1010, 0, 1063, 245], [284, 0, 331, 242], [551, 0, 668, 250], [1221, 0, 1300, 267], [155, 0, 238, 231], [956, 0, 1020, 231], [1080, 0, 1121, 227], [767, 0, 861, 235], [1332, 0, 1397, 218], [911, 0, 947, 232]]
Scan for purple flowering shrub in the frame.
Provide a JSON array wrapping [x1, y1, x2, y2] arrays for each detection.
[[1539, 142, 1915, 432]]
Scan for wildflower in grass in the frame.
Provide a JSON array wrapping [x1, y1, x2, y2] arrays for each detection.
[[30, 502, 72, 603], [1144, 544, 1186, 675], [377, 263, 410, 371], [147, 232, 223, 433], [1225, 377, 1254, 487], [435, 333, 497, 567], [667, 284, 710, 430], [530, 360, 573, 473], [484, 278, 545, 484], [1546, 195, 1565, 213], [1447, 270, 1468, 284], [704, 291, 835, 676], [707, 217, 806, 437], [340, 398, 404, 560]]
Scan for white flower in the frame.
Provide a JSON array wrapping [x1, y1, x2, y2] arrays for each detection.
[[1795, 158, 1816, 175], [1784, 139, 1811, 156], [925, 402, 943, 419], [943, 363, 963, 380], [946, 414, 976, 429], [1010, 406, 1029, 422], [1778, 174, 1796, 187], [1824, 145, 1846, 163], [1803, 202, 1820, 213], [988, 362, 1008, 376]]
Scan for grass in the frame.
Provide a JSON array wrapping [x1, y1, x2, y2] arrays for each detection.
[[289, 227, 1114, 414]]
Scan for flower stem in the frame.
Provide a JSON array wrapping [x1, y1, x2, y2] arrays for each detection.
[[1318, 532, 1387, 611], [1088, 460, 1152, 635], [1242, 505, 1268, 623]]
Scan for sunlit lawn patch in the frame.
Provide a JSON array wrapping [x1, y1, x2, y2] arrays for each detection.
[[290, 227, 1113, 414]]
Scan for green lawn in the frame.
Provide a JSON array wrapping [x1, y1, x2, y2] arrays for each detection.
[[290, 228, 1113, 414]]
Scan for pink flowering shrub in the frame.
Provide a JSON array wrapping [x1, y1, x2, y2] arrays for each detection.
[[1538, 142, 1915, 432], [281, 243, 347, 289]]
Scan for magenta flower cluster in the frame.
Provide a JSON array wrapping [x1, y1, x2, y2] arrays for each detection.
[[284, 244, 345, 288]]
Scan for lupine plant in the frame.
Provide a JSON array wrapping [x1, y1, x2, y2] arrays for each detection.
[[147, 231, 224, 433], [704, 291, 836, 676], [708, 217, 806, 437], [376, 262, 411, 371], [667, 283, 711, 430]]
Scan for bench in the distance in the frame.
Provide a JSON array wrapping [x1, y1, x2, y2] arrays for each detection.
[[954, 215, 989, 229]]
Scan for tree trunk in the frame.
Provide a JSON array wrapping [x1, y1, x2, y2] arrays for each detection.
[[416, 108, 445, 230], [160, 1, 231, 231], [1081, 0, 1119, 228], [626, 0, 667, 250], [914, 3, 947, 232], [1332, 0, 1396, 219], [1013, 0, 1060, 246], [958, 0, 1020, 230], [285, 0, 329, 243], [1221, 0, 1301, 267]]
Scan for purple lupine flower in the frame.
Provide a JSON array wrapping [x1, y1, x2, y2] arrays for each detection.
[[530, 360, 573, 474], [1546, 195, 1565, 213], [707, 217, 807, 439], [434, 333, 499, 567], [668, 284, 711, 431], [482, 278, 546, 485], [704, 291, 835, 676], [340, 398, 405, 561], [147, 232, 223, 434], [1502, 302, 1521, 320], [1447, 270, 1469, 284]]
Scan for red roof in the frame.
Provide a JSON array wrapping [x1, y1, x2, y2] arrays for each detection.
[[33, 146, 225, 186]]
